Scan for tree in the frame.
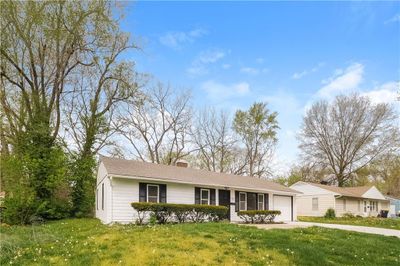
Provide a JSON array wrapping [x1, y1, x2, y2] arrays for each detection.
[[233, 102, 279, 178], [0, 0, 129, 222], [61, 19, 139, 216], [356, 153, 400, 197], [299, 94, 399, 187], [118, 82, 192, 165], [191, 108, 236, 172]]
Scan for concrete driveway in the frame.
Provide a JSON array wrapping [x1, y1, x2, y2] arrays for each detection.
[[247, 222, 400, 238]]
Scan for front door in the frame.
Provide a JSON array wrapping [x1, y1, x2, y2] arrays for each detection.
[[218, 190, 230, 220]]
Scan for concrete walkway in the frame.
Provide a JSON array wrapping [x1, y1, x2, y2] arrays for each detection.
[[249, 222, 400, 238]]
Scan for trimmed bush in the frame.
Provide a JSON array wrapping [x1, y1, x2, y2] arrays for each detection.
[[131, 202, 228, 225], [237, 210, 281, 224], [324, 208, 336, 218], [342, 212, 355, 218]]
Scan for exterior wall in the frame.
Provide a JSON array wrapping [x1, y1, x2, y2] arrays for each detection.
[[290, 182, 336, 196], [95, 163, 112, 224], [111, 178, 197, 223], [102, 176, 297, 224], [231, 191, 296, 222], [296, 195, 335, 217], [335, 197, 361, 217], [362, 187, 386, 200], [335, 198, 389, 217]]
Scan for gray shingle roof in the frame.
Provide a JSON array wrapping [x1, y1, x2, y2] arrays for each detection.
[[100, 157, 299, 194]]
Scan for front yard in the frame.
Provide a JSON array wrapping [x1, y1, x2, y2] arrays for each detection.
[[1, 219, 400, 265], [298, 216, 400, 230]]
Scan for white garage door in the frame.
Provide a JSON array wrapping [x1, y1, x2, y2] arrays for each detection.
[[273, 195, 292, 222]]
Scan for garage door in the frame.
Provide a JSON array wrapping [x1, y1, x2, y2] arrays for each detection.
[[273, 195, 292, 222]]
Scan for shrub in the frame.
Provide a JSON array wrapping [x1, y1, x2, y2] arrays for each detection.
[[237, 210, 281, 224], [342, 212, 355, 218], [131, 202, 228, 225], [324, 208, 336, 218]]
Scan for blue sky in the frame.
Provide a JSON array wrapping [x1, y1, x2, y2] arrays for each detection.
[[120, 1, 400, 174]]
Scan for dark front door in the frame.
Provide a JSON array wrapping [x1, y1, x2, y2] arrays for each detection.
[[218, 190, 231, 220]]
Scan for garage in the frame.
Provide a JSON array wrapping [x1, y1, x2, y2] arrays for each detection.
[[273, 195, 293, 222]]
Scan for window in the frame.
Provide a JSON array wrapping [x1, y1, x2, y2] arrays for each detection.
[[147, 184, 159, 203], [312, 197, 318, 211], [200, 189, 210, 205], [358, 200, 360, 212], [239, 192, 247, 211], [101, 183, 104, 210], [96, 189, 98, 210], [258, 194, 264, 210], [343, 199, 346, 211], [364, 201, 367, 212]]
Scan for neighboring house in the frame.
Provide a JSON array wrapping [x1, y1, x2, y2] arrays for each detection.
[[385, 196, 400, 217], [95, 157, 299, 224], [290, 182, 390, 217]]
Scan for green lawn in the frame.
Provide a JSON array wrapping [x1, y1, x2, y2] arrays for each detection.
[[1, 219, 399, 266], [298, 216, 400, 230]]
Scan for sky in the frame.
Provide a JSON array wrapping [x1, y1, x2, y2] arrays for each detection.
[[119, 1, 400, 175]]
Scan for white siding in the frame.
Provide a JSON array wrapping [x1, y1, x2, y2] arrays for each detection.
[[362, 186, 386, 200], [111, 178, 202, 223], [290, 182, 337, 196], [296, 195, 335, 216], [95, 162, 112, 224], [95, 171, 112, 224], [107, 177, 297, 224]]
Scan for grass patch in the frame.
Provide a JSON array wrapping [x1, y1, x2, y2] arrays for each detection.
[[298, 216, 400, 230], [0, 218, 399, 265]]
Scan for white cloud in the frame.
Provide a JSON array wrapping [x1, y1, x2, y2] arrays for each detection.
[[201, 80, 250, 99], [317, 62, 364, 99], [197, 50, 226, 64], [222, 64, 231, 69], [159, 28, 207, 49], [256, 57, 265, 64], [240, 67, 269, 75], [384, 14, 400, 24], [292, 62, 325, 79], [361, 81, 400, 104], [186, 49, 228, 76]]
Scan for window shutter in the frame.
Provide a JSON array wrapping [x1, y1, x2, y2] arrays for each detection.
[[210, 189, 216, 205], [139, 183, 147, 202], [195, 187, 200, 204], [159, 184, 167, 203], [235, 191, 239, 212], [264, 193, 269, 210]]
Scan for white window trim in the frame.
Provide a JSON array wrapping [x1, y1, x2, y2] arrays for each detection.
[[239, 192, 247, 211], [147, 184, 159, 203], [312, 197, 318, 211], [258, 194, 264, 210], [200, 188, 210, 205]]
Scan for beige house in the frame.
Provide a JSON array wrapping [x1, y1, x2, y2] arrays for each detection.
[[290, 182, 390, 217]]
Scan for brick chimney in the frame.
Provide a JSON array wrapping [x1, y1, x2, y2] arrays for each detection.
[[176, 160, 189, 168]]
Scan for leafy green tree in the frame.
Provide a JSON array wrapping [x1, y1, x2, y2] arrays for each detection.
[[0, 0, 129, 223], [233, 102, 278, 177]]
